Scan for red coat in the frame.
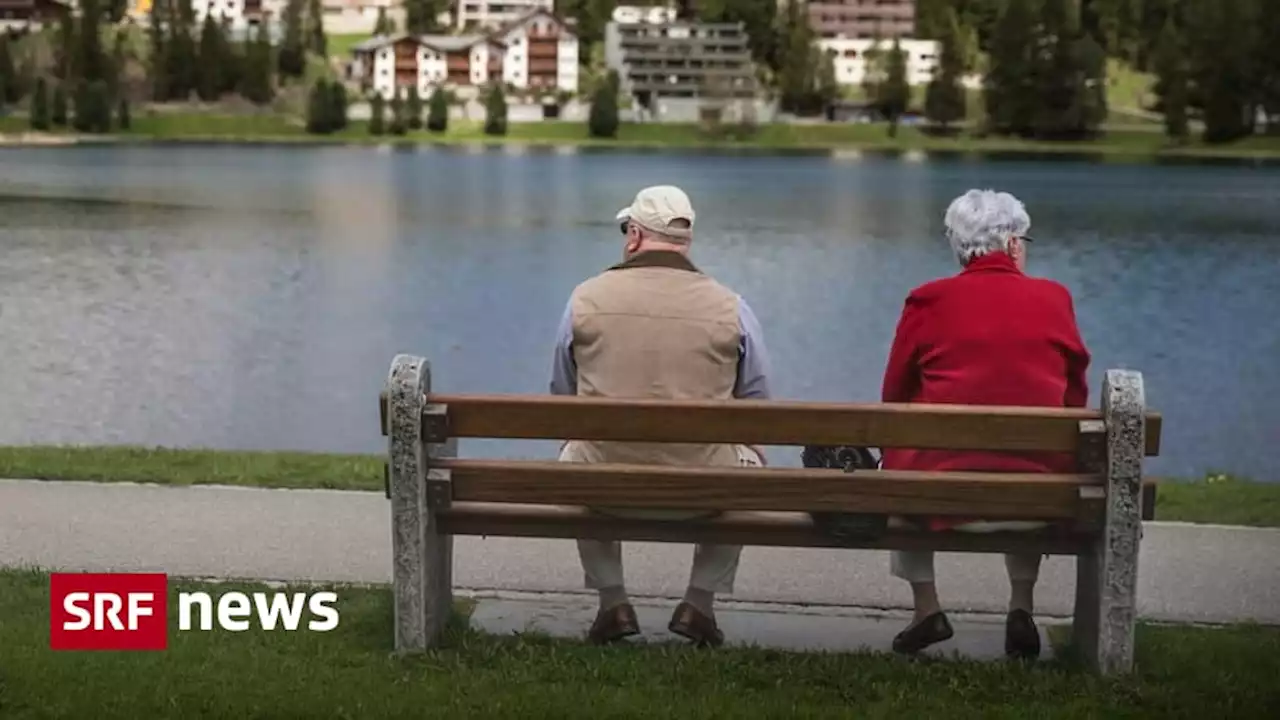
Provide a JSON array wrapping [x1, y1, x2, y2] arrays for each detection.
[[879, 252, 1091, 529]]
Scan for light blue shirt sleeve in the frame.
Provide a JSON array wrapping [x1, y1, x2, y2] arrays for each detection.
[[549, 299, 577, 396], [734, 296, 772, 400]]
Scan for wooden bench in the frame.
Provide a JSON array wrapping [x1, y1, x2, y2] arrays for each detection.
[[379, 354, 1163, 675]]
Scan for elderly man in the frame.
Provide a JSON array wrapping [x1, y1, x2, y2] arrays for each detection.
[[549, 185, 772, 647], [880, 189, 1091, 660]]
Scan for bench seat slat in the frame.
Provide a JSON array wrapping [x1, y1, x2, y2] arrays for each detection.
[[437, 459, 1100, 520], [413, 394, 1162, 455], [436, 502, 1094, 555]]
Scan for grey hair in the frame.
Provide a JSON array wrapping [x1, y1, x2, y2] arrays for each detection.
[[943, 189, 1030, 265]]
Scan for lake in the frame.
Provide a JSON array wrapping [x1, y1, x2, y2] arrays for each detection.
[[1, 144, 1278, 480]]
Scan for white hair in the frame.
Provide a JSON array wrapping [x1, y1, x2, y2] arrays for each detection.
[[943, 189, 1031, 265]]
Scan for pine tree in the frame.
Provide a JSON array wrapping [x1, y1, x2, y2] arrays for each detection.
[[1033, 0, 1089, 140], [775, 0, 821, 115], [369, 92, 386, 135], [107, 26, 127, 107], [77, 0, 107, 84], [30, 77, 51, 130], [925, 7, 967, 131], [52, 83, 69, 126], [118, 96, 131, 130], [587, 71, 618, 138], [329, 81, 348, 130], [388, 93, 406, 135], [73, 79, 112, 133], [427, 86, 448, 132], [219, 17, 243, 96], [1253, 0, 1280, 127], [149, 0, 168, 101], [405, 0, 442, 35], [483, 82, 507, 136], [197, 13, 224, 102], [279, 0, 307, 79], [56, 13, 76, 82], [404, 85, 423, 129], [880, 38, 911, 136], [239, 19, 275, 105], [984, 0, 1038, 136], [0, 35, 18, 104], [373, 7, 394, 36], [1188, 0, 1257, 143], [1153, 17, 1189, 141], [307, 0, 327, 57], [306, 79, 332, 133], [167, 0, 199, 101], [1076, 33, 1108, 136]]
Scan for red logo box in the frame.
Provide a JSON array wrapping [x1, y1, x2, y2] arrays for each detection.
[[49, 573, 169, 651]]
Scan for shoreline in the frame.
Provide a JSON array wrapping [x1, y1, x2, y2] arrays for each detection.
[[4, 126, 1280, 162]]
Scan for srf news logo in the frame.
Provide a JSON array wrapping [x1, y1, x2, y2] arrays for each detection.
[[49, 573, 339, 651]]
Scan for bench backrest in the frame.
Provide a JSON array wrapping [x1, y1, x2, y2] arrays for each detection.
[[379, 376, 1161, 527]]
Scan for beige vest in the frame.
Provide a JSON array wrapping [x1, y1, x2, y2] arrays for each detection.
[[568, 251, 742, 469]]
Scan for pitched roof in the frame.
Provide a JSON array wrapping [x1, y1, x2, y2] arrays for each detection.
[[420, 34, 506, 52], [492, 8, 577, 40], [350, 33, 506, 55]]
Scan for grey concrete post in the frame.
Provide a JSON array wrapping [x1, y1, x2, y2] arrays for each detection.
[[387, 354, 429, 653], [1075, 369, 1146, 675]]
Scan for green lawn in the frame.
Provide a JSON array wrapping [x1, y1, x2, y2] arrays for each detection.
[[5, 109, 1280, 159], [0, 568, 1275, 718], [1, 446, 1277, 528], [328, 33, 373, 60]]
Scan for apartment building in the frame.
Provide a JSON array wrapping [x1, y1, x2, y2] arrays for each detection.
[[321, 0, 393, 35], [189, 0, 279, 29], [808, 0, 916, 40], [454, 0, 551, 31], [819, 37, 938, 87], [604, 5, 761, 122], [350, 9, 577, 99], [0, 0, 69, 33]]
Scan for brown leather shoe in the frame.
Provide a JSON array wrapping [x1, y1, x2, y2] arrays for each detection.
[[587, 603, 640, 645], [668, 602, 724, 648]]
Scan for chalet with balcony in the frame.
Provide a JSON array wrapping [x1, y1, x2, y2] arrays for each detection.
[[349, 9, 579, 100], [491, 8, 578, 94], [350, 33, 507, 100], [0, 0, 69, 34]]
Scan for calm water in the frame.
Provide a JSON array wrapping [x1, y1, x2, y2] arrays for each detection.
[[1, 144, 1278, 479]]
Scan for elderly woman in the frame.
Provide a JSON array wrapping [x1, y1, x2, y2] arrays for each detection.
[[880, 189, 1091, 659]]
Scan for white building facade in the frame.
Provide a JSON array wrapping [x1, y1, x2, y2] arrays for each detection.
[[454, 0, 551, 31], [819, 37, 939, 87], [494, 9, 578, 93]]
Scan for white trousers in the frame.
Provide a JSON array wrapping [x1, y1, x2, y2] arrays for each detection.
[[890, 550, 1042, 584], [564, 443, 762, 595]]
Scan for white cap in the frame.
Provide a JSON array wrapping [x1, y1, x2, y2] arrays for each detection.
[[615, 185, 695, 240]]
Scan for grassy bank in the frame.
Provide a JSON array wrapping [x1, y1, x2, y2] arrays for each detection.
[[1, 446, 1277, 528], [4, 112, 1280, 160], [1, 569, 1275, 718]]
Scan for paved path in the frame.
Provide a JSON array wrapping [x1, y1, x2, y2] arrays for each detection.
[[4, 479, 1279, 626]]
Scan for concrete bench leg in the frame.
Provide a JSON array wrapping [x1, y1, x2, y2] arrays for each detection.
[[387, 354, 453, 653], [1073, 369, 1146, 675]]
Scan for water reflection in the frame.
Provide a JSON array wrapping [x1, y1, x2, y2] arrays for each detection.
[[1, 144, 1278, 480]]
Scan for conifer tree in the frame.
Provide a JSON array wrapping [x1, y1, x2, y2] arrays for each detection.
[[427, 86, 448, 132], [30, 77, 51, 130], [924, 7, 967, 131]]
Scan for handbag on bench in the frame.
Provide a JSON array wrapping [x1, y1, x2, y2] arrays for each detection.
[[800, 445, 890, 543]]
